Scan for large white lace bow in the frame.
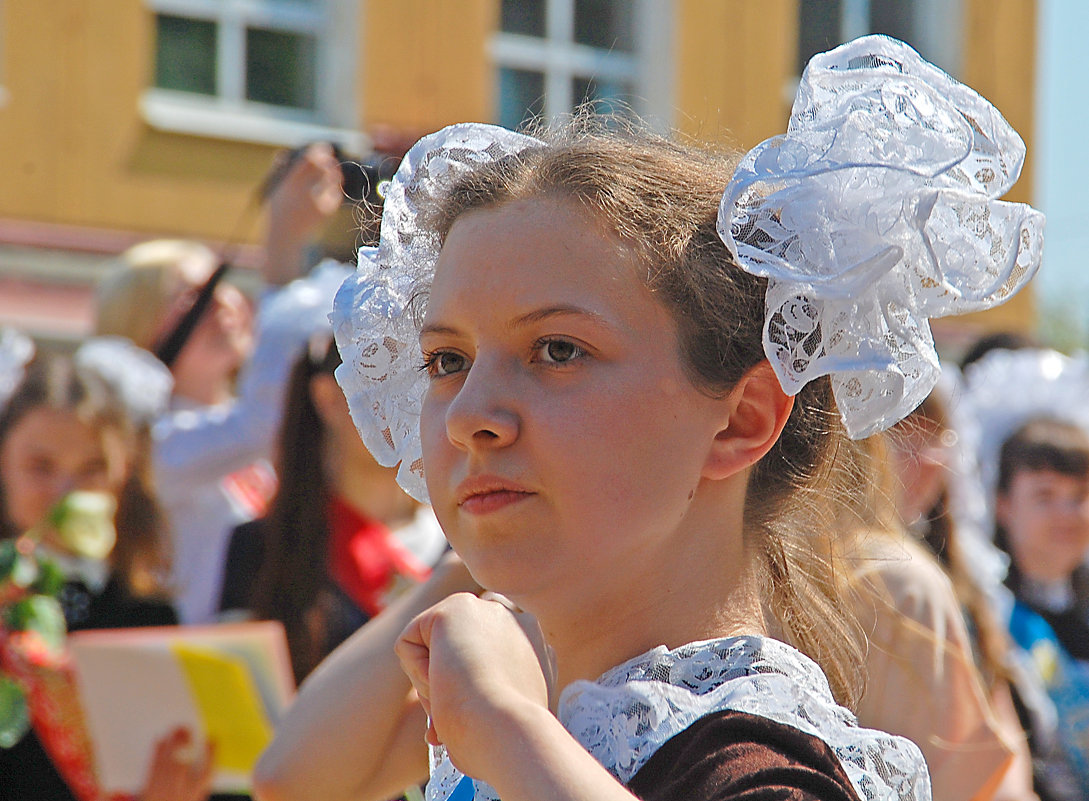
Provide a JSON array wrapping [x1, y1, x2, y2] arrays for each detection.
[[0, 327, 34, 411], [332, 124, 544, 501], [425, 636, 931, 801], [74, 337, 174, 424], [718, 35, 1045, 438]]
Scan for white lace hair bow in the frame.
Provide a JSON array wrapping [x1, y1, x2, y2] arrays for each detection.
[[75, 336, 175, 424], [333, 124, 544, 500], [0, 327, 34, 412], [718, 35, 1044, 438], [333, 37, 1044, 500]]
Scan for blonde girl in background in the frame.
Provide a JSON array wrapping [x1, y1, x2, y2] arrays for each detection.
[[93, 144, 348, 624], [257, 36, 1042, 801]]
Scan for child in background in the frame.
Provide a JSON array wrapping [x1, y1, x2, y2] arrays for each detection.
[[94, 143, 345, 624], [219, 291, 446, 683], [256, 36, 1042, 801], [0, 346, 211, 801], [851, 388, 1039, 801], [962, 348, 1089, 801]]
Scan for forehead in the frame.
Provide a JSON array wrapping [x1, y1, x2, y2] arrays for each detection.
[[1009, 468, 1089, 490], [2, 407, 109, 458], [427, 198, 650, 317]]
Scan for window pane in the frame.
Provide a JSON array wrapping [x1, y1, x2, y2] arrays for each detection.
[[572, 75, 633, 116], [797, 0, 842, 74], [245, 27, 317, 110], [869, 0, 915, 45], [501, 0, 546, 37], [497, 67, 545, 130], [155, 14, 217, 96], [574, 0, 634, 51]]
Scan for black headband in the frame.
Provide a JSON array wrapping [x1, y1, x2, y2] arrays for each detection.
[[153, 262, 230, 368]]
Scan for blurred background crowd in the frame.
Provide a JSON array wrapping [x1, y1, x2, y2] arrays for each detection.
[[2, 2, 1089, 801]]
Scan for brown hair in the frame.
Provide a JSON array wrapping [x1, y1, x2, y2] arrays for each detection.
[[888, 395, 1012, 689], [0, 351, 171, 597], [420, 116, 867, 707], [250, 341, 340, 681]]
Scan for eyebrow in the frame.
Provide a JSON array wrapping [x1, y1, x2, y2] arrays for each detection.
[[419, 305, 609, 338]]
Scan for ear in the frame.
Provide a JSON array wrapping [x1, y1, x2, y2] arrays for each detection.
[[702, 361, 794, 481], [308, 372, 347, 428]]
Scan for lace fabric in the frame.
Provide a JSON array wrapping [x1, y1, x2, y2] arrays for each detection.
[[74, 337, 175, 425], [425, 635, 931, 801], [332, 125, 543, 501], [0, 326, 34, 410], [717, 35, 1044, 438]]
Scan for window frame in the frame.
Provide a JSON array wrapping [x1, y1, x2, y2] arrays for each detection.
[[141, 0, 363, 150], [489, 0, 673, 129]]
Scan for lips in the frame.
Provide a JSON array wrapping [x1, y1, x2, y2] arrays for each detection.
[[456, 475, 535, 514]]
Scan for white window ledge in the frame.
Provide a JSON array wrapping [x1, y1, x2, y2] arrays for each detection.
[[141, 89, 366, 151]]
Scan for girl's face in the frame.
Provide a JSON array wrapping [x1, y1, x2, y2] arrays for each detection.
[[997, 468, 1089, 582], [0, 407, 128, 532], [158, 256, 254, 383], [419, 198, 730, 611]]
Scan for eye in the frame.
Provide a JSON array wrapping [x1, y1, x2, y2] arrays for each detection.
[[533, 338, 585, 365], [421, 349, 469, 378]]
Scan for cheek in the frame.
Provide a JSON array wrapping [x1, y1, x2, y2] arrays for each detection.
[[1, 468, 52, 530]]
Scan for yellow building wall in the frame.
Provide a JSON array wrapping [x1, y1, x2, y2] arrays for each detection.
[[0, 1, 279, 242], [674, 0, 797, 150], [956, 0, 1039, 335], [362, 0, 495, 136], [0, 1, 493, 246]]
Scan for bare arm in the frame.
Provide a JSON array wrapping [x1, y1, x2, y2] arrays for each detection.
[[253, 552, 479, 801], [261, 143, 343, 287], [395, 594, 641, 801]]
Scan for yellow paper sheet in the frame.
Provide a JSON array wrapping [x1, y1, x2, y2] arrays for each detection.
[[171, 643, 273, 773]]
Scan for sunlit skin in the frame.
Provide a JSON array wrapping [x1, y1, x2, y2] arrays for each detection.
[[997, 468, 1089, 583], [417, 198, 781, 691], [153, 253, 254, 406], [0, 407, 128, 535]]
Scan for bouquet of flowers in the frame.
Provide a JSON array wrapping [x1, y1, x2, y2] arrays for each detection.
[[0, 491, 118, 801]]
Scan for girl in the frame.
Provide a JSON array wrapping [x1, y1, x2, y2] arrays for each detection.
[[853, 388, 1039, 801], [257, 36, 1042, 801], [218, 333, 447, 683], [94, 143, 345, 625], [0, 345, 212, 801], [962, 348, 1089, 800]]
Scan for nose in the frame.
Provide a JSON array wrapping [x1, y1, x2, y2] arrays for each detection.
[[444, 356, 520, 451]]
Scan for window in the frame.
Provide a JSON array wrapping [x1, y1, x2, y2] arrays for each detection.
[[142, 0, 362, 149], [491, 0, 670, 130], [798, 0, 963, 77]]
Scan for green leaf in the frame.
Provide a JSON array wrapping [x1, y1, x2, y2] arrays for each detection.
[[0, 676, 29, 748], [7, 596, 66, 651], [0, 541, 16, 581], [31, 559, 64, 597]]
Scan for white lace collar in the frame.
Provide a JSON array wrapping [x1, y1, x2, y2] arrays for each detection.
[[426, 635, 932, 801], [1021, 576, 1077, 614]]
